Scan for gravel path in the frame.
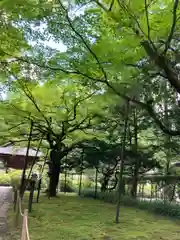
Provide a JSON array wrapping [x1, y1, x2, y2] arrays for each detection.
[[0, 187, 13, 240]]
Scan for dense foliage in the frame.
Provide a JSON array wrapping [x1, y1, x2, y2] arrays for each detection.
[[0, 0, 180, 223]]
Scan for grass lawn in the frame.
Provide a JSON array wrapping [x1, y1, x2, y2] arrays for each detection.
[[9, 193, 180, 240]]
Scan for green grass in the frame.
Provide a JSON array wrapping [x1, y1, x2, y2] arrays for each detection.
[[9, 193, 180, 240], [82, 189, 180, 219]]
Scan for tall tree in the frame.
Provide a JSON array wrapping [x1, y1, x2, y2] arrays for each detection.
[[0, 80, 108, 196]]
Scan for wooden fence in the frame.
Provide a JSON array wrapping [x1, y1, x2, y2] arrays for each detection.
[[15, 191, 30, 240]]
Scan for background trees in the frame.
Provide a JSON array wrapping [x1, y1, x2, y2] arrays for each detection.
[[0, 0, 180, 222]]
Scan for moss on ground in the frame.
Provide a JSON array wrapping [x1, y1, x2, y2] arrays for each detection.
[[8, 193, 180, 240]]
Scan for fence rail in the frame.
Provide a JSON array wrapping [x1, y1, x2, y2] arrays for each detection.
[[15, 191, 30, 240]]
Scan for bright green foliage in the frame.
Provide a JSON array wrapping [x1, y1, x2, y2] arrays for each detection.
[[0, 169, 21, 188], [0, 0, 180, 205], [101, 0, 180, 42], [0, 173, 10, 185], [0, 82, 111, 147]]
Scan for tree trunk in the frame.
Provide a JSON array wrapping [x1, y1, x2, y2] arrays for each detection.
[[28, 180, 36, 213], [36, 178, 42, 203], [78, 151, 84, 196], [20, 120, 33, 198], [49, 163, 60, 197], [131, 165, 139, 198], [64, 166, 67, 193], [78, 170, 83, 196], [101, 174, 109, 192], [94, 167, 98, 199], [163, 82, 172, 194], [131, 109, 139, 198], [48, 149, 63, 197], [115, 101, 129, 223]]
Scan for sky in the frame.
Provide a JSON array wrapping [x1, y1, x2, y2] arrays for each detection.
[[43, 39, 67, 52], [30, 22, 67, 52]]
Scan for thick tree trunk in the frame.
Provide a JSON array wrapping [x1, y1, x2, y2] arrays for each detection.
[[48, 149, 63, 197], [49, 163, 60, 197], [131, 163, 139, 198], [101, 175, 109, 192]]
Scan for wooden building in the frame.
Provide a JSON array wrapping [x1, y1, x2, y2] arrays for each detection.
[[0, 143, 43, 170]]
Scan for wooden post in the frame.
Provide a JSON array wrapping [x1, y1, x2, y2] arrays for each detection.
[[21, 209, 28, 240], [13, 189, 18, 212], [15, 192, 20, 228], [150, 181, 153, 201], [36, 178, 42, 203]]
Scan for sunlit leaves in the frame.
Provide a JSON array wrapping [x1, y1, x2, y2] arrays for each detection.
[[0, 81, 113, 147]]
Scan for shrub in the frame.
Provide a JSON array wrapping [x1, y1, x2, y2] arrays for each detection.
[[81, 189, 180, 219], [59, 179, 76, 192], [0, 169, 22, 188], [59, 174, 94, 191], [0, 173, 11, 185], [8, 170, 22, 189]]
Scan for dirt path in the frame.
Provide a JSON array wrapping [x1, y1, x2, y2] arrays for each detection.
[[0, 187, 13, 240]]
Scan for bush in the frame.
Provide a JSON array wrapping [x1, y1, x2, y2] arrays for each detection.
[[0, 173, 11, 185], [0, 169, 22, 188], [8, 170, 22, 189], [59, 174, 94, 191], [59, 179, 76, 192], [81, 189, 180, 219]]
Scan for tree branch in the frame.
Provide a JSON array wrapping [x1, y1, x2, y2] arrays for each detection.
[[100, 77, 180, 136], [3, 50, 102, 83], [144, 102, 180, 136], [7, 138, 43, 144], [144, 0, 151, 40], [163, 0, 179, 54], [109, 0, 115, 11], [66, 91, 96, 122], [58, 0, 108, 82], [93, 0, 109, 12], [17, 80, 51, 127], [68, 114, 96, 133], [141, 40, 180, 93], [7, 121, 26, 131], [116, 0, 157, 51]]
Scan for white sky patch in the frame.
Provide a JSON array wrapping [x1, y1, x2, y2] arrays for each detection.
[[30, 22, 67, 52], [177, 93, 180, 100], [30, 38, 67, 52], [43, 39, 67, 51], [1, 92, 7, 100]]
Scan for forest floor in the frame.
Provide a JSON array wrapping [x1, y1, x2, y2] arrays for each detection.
[[8, 193, 180, 240]]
